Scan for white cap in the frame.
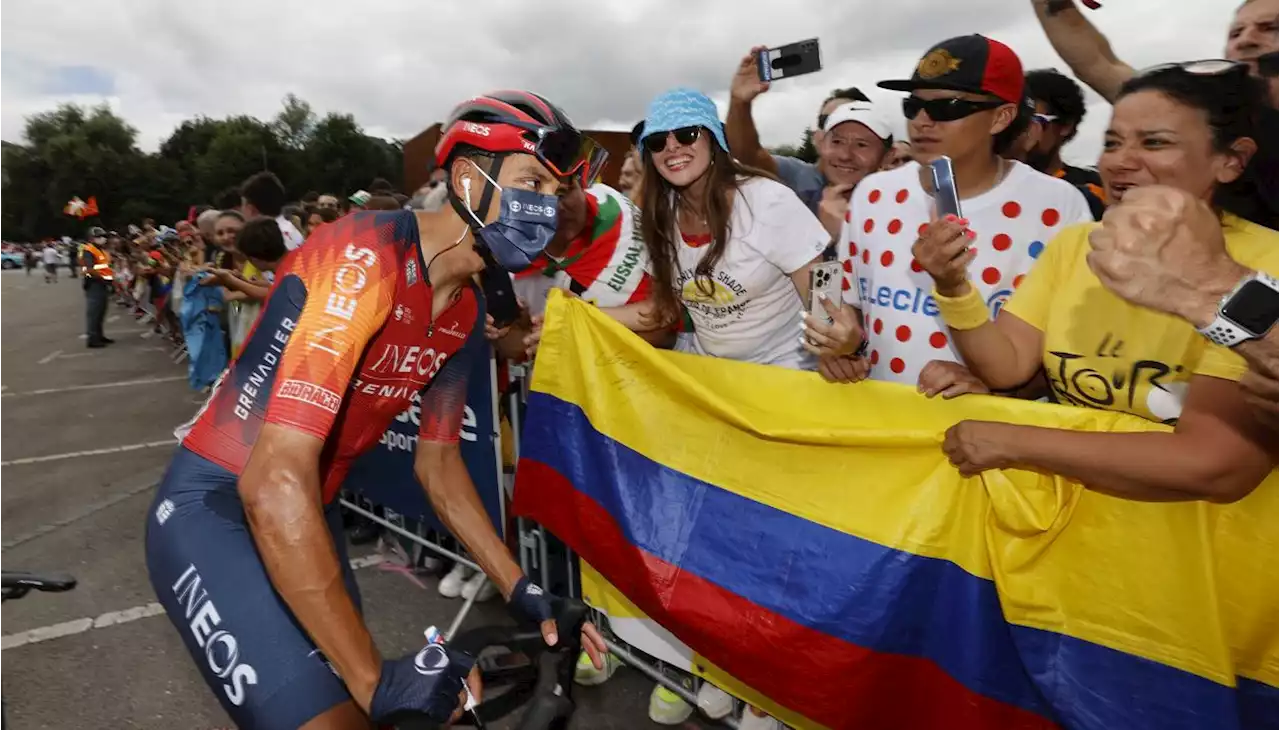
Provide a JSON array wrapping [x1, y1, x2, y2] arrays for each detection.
[[822, 102, 893, 141]]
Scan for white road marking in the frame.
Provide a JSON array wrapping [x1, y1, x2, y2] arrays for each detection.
[[0, 439, 178, 467], [37, 350, 63, 365], [1, 375, 185, 398], [107, 314, 120, 323], [1, 555, 386, 651]]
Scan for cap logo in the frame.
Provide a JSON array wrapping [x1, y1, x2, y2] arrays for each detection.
[[917, 49, 962, 79]]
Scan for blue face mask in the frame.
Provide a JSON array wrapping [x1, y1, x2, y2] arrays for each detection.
[[464, 165, 559, 273]]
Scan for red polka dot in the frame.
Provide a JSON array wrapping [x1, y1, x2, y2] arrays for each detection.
[[842, 277, 851, 291], [896, 325, 912, 342], [895, 189, 909, 203], [890, 358, 906, 374], [992, 233, 1012, 251], [918, 223, 929, 237], [880, 250, 895, 267], [842, 258, 854, 273], [1013, 274, 1025, 289], [870, 350, 880, 365], [863, 218, 875, 234], [849, 243, 858, 257], [869, 189, 882, 203], [910, 259, 924, 273], [1041, 208, 1060, 226], [844, 210, 852, 223], [873, 319, 884, 335], [862, 249, 870, 264], [981, 267, 1001, 285], [929, 331, 948, 349], [887, 219, 903, 235], [1002, 201, 1022, 218]]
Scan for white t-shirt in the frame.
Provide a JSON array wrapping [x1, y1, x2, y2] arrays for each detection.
[[42, 247, 59, 265], [667, 176, 829, 370], [840, 160, 1092, 386], [277, 215, 305, 251]]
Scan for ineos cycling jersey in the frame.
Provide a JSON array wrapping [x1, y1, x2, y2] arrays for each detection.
[[181, 209, 485, 503]]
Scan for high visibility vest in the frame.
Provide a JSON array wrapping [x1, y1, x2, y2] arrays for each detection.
[[83, 243, 114, 281]]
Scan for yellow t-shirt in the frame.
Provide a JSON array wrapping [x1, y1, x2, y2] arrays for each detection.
[[1002, 213, 1278, 424]]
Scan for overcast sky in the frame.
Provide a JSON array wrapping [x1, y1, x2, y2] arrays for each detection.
[[1, 0, 1236, 168]]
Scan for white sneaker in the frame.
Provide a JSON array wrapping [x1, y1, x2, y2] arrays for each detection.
[[460, 571, 498, 602], [573, 650, 620, 686], [738, 708, 784, 730], [696, 682, 734, 720], [438, 563, 473, 598], [647, 684, 693, 725]]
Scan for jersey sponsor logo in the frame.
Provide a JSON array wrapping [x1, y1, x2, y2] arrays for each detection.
[[606, 234, 644, 294], [155, 499, 175, 526], [414, 643, 450, 676], [368, 344, 449, 380], [405, 259, 419, 287], [235, 317, 297, 420], [171, 564, 259, 706], [308, 244, 378, 357], [461, 122, 490, 137], [986, 289, 1012, 317], [394, 304, 413, 323], [276, 379, 343, 414], [858, 278, 941, 317], [437, 321, 468, 340]]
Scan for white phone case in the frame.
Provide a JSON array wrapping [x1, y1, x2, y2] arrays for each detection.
[[809, 261, 844, 326]]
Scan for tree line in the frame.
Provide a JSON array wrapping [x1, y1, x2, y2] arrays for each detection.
[[1, 94, 404, 241]]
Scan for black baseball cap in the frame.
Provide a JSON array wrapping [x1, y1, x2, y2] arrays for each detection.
[[630, 121, 645, 148], [879, 35, 1025, 104]]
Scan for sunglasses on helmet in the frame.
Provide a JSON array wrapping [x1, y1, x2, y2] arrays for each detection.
[[509, 121, 610, 187], [903, 96, 1006, 122], [642, 127, 702, 154]]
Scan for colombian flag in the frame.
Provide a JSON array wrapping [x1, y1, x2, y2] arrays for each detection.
[[512, 291, 1278, 730]]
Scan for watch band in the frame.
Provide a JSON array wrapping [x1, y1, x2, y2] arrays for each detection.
[[1197, 271, 1279, 347]]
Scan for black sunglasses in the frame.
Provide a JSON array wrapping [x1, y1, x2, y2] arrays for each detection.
[[643, 126, 701, 154], [1136, 59, 1247, 79], [902, 96, 1006, 122]]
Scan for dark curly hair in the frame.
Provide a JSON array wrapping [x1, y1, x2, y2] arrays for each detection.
[[1025, 69, 1088, 141]]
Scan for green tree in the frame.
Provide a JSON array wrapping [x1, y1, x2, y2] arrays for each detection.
[[272, 93, 316, 151], [306, 113, 401, 197], [796, 128, 819, 164]]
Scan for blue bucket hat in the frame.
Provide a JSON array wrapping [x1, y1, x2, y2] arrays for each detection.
[[640, 87, 729, 152]]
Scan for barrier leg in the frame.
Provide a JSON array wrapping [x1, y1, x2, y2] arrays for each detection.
[[603, 638, 741, 730], [339, 499, 482, 573]]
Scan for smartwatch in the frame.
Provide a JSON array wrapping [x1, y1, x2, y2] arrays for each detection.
[[1197, 271, 1279, 347]]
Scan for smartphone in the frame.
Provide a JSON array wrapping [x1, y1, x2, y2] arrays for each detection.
[[808, 261, 844, 326], [479, 252, 521, 328], [757, 38, 823, 83], [930, 156, 962, 219]]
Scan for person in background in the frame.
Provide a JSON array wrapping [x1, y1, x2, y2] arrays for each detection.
[[23, 246, 36, 276], [81, 226, 115, 348], [280, 203, 306, 235], [202, 217, 289, 357], [1032, 0, 1277, 102], [921, 63, 1276, 502], [882, 140, 914, 170], [316, 193, 340, 211], [195, 208, 222, 265], [1021, 69, 1107, 218], [814, 34, 1092, 387], [42, 240, 60, 283], [618, 152, 643, 202], [727, 60, 892, 225], [1003, 96, 1103, 221], [305, 206, 339, 237], [240, 171, 305, 250]]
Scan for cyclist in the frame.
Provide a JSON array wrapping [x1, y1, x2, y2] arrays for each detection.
[[146, 90, 610, 730]]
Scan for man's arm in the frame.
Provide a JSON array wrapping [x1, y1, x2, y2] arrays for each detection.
[[240, 425, 382, 708], [1030, 0, 1135, 102], [415, 326, 524, 596]]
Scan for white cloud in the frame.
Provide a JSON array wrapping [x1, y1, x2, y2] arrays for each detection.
[[1, 0, 1235, 170]]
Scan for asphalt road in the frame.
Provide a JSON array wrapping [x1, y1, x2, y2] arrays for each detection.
[[0, 269, 706, 729]]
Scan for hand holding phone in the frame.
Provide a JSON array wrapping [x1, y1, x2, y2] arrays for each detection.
[[756, 38, 823, 83], [808, 261, 844, 326]]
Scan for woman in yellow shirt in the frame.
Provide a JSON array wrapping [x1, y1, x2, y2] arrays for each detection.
[[914, 62, 1275, 503]]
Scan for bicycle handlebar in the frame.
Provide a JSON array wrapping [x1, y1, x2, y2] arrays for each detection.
[[395, 597, 590, 730]]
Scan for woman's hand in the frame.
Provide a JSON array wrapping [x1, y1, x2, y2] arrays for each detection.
[[801, 295, 864, 357], [942, 420, 1018, 476], [817, 354, 870, 383], [523, 315, 544, 361], [918, 360, 991, 399], [484, 313, 511, 342], [911, 214, 976, 296]]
